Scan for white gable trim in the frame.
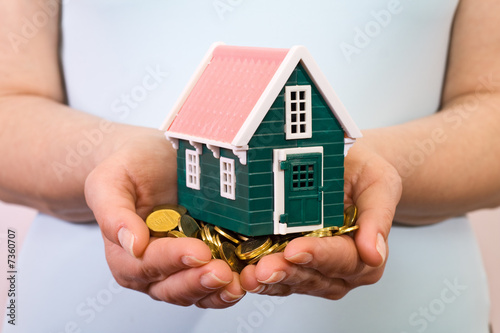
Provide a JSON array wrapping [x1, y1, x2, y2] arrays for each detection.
[[230, 46, 298, 148], [163, 43, 361, 159], [160, 42, 226, 132], [165, 132, 248, 165], [297, 48, 363, 139], [231, 45, 362, 147]]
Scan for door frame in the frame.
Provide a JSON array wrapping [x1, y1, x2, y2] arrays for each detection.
[[273, 146, 324, 235]]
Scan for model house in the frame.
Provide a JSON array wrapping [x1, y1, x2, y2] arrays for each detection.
[[161, 43, 361, 236]]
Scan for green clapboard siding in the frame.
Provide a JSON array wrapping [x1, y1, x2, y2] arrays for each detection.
[[177, 63, 345, 236]]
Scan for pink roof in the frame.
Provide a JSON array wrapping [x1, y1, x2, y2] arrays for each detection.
[[167, 45, 289, 144]]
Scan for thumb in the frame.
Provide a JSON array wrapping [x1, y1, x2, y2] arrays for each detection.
[[351, 170, 401, 267], [354, 206, 392, 267], [85, 163, 150, 258]]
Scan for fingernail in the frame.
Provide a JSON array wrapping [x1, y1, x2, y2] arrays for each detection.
[[118, 228, 136, 258], [257, 271, 286, 284], [200, 272, 231, 290], [246, 285, 266, 294], [181, 255, 210, 267], [220, 290, 245, 303], [285, 252, 313, 264], [376, 233, 387, 265]]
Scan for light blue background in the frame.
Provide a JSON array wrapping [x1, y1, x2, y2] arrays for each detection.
[[3, 1, 490, 332]]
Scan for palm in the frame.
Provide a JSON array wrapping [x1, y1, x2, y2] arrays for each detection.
[[85, 128, 245, 308]]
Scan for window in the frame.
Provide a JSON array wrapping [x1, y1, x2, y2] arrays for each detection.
[[220, 157, 236, 200], [285, 85, 312, 140], [291, 163, 316, 190], [185, 149, 200, 190]]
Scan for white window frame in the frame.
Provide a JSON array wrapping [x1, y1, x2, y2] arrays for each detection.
[[285, 85, 312, 140], [220, 157, 236, 200], [185, 149, 200, 190]]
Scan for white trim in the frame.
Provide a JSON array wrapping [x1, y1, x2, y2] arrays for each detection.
[[165, 135, 179, 149], [230, 46, 299, 147], [231, 45, 362, 147], [206, 144, 220, 159], [220, 157, 236, 200], [297, 49, 362, 139], [273, 146, 324, 235], [185, 149, 200, 190], [344, 137, 356, 156], [163, 44, 361, 153], [166, 132, 248, 164], [160, 42, 226, 132], [232, 148, 247, 165], [285, 85, 312, 140], [166, 132, 248, 152], [189, 141, 203, 155]]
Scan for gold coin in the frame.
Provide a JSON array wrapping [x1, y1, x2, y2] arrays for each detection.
[[344, 205, 358, 228], [214, 234, 222, 248], [303, 225, 336, 238], [198, 226, 208, 243], [167, 230, 187, 238], [219, 242, 245, 273], [179, 215, 201, 238], [198, 225, 221, 259], [146, 209, 180, 237], [322, 226, 340, 232], [273, 241, 289, 253], [203, 225, 215, 244], [237, 234, 250, 242], [152, 204, 187, 216], [207, 241, 221, 260], [235, 237, 272, 261], [192, 229, 201, 240], [246, 242, 281, 265], [214, 226, 241, 244], [334, 225, 360, 236], [303, 230, 332, 238]]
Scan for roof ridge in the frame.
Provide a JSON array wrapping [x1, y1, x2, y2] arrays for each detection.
[[213, 45, 289, 62]]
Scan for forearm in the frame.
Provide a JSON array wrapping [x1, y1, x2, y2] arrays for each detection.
[[0, 95, 125, 221], [361, 92, 500, 224]]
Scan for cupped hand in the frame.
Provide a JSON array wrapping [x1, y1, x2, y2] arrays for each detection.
[[84, 126, 245, 308], [240, 140, 402, 299]]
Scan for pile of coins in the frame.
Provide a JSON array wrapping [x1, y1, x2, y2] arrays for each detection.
[[145, 204, 359, 273]]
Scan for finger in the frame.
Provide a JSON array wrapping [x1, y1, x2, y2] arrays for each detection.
[[148, 260, 234, 306], [141, 237, 213, 278], [241, 253, 309, 288], [240, 263, 292, 296], [239, 253, 290, 294], [103, 237, 211, 291], [196, 272, 246, 309], [240, 254, 296, 296], [283, 236, 365, 278], [346, 153, 401, 267], [85, 161, 150, 258], [353, 173, 399, 267], [257, 253, 345, 290], [242, 254, 349, 299], [253, 284, 292, 297], [240, 264, 264, 293]]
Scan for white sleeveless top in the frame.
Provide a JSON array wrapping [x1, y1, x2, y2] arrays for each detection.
[[4, 1, 490, 332]]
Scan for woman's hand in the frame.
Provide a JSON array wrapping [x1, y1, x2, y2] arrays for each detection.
[[239, 140, 402, 299], [84, 126, 245, 308]]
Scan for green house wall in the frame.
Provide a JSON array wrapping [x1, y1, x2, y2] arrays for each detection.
[[176, 63, 345, 236]]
